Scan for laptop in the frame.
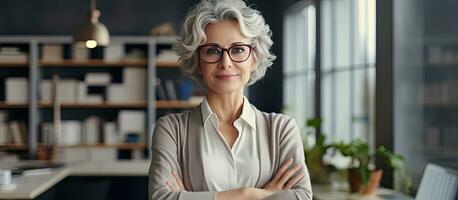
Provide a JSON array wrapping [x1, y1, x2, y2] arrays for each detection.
[[415, 164, 458, 200], [380, 163, 458, 200]]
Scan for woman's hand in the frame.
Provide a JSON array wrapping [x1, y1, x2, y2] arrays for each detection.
[[263, 158, 305, 191], [165, 170, 187, 192]]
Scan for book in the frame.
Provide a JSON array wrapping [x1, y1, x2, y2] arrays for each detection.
[[164, 79, 177, 100], [177, 79, 194, 100], [77, 82, 88, 103], [6, 78, 28, 103], [8, 121, 25, 144], [103, 122, 118, 144], [123, 68, 146, 101], [0, 122, 9, 144], [155, 78, 167, 100], [83, 116, 101, 145], [40, 80, 52, 101]]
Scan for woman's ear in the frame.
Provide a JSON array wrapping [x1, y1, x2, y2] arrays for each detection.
[[250, 54, 257, 72]]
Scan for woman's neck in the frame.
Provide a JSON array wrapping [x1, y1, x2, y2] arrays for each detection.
[[206, 90, 244, 124]]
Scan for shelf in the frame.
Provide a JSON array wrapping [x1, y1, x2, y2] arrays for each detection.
[[58, 143, 148, 150], [37, 100, 200, 109], [39, 101, 147, 109], [0, 62, 28, 67], [39, 59, 147, 67], [156, 100, 200, 109], [424, 146, 458, 158], [0, 143, 148, 150], [156, 61, 179, 68], [0, 144, 28, 150], [38, 59, 179, 68], [422, 102, 458, 108], [0, 101, 28, 108]]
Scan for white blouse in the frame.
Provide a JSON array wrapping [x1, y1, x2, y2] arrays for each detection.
[[200, 97, 260, 191]]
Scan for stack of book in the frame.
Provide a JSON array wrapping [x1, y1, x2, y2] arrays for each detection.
[[0, 47, 28, 63], [41, 45, 63, 62], [155, 78, 195, 101], [0, 119, 27, 145]]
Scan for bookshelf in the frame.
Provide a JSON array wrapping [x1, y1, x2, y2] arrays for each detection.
[[39, 59, 148, 67], [38, 101, 148, 109], [418, 40, 458, 155], [0, 35, 201, 159]]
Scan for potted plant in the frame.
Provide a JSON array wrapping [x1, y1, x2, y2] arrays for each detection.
[[303, 118, 334, 184], [330, 139, 412, 194]]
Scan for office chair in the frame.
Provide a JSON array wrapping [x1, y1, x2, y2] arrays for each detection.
[[415, 163, 458, 200]]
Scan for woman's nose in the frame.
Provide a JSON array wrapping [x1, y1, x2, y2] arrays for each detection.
[[218, 50, 232, 68]]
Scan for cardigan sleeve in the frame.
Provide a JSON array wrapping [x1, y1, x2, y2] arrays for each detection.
[[265, 115, 313, 200], [149, 116, 217, 200]]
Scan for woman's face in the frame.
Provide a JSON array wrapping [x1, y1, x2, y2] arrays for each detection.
[[198, 20, 256, 95]]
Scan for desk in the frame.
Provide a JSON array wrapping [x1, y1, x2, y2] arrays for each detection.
[[312, 184, 413, 200], [0, 160, 150, 199], [0, 169, 69, 199]]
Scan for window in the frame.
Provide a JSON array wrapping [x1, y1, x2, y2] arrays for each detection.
[[283, 0, 376, 145], [321, 0, 375, 143], [283, 1, 316, 128]]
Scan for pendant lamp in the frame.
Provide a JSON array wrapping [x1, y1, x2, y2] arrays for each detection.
[[73, 0, 110, 48]]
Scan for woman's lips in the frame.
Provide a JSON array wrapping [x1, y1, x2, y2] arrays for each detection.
[[216, 73, 239, 80]]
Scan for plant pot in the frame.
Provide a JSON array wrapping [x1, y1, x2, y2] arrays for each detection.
[[362, 169, 383, 195], [347, 168, 361, 193]]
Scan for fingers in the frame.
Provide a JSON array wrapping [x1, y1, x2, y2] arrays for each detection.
[[166, 181, 178, 191], [272, 158, 294, 181], [171, 170, 185, 190], [278, 164, 303, 185], [284, 172, 305, 189]]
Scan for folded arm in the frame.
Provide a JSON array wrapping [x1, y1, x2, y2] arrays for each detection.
[[263, 116, 313, 200]]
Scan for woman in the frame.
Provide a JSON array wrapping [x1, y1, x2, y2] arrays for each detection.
[[149, 0, 313, 199]]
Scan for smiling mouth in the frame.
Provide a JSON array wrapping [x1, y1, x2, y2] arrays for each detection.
[[216, 74, 239, 79]]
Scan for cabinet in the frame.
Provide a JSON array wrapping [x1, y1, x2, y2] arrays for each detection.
[[0, 36, 201, 160]]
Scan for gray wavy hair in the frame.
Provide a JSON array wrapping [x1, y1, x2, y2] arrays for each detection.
[[173, 0, 276, 85]]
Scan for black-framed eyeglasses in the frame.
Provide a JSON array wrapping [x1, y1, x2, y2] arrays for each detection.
[[198, 44, 255, 63]]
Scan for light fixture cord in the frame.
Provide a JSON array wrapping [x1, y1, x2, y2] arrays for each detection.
[[91, 0, 96, 11]]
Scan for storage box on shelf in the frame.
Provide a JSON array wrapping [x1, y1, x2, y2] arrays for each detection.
[[0, 36, 203, 160]]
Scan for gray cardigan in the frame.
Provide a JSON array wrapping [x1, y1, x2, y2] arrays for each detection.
[[148, 104, 313, 200]]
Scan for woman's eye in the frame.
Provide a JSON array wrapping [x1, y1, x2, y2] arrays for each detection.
[[231, 46, 245, 54], [207, 47, 221, 55]]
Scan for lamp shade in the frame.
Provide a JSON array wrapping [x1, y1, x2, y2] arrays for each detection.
[[73, 6, 110, 48]]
